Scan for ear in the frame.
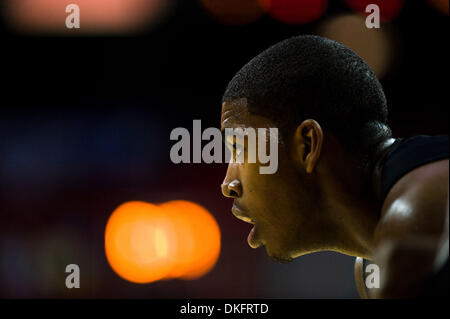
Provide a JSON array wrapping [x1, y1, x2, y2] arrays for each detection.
[[291, 119, 323, 174]]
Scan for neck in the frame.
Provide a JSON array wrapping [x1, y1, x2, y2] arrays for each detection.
[[318, 137, 397, 259], [369, 138, 397, 201]]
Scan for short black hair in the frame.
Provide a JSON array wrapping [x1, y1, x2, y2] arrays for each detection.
[[223, 35, 391, 163]]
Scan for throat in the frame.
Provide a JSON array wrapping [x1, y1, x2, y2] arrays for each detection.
[[328, 195, 380, 259]]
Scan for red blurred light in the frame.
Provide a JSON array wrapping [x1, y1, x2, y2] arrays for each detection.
[[345, 0, 405, 22], [199, 0, 265, 26], [259, 0, 328, 24], [4, 0, 173, 33]]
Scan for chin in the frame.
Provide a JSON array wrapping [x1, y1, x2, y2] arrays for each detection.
[[266, 246, 294, 264]]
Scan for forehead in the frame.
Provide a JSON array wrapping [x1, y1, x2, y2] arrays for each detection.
[[220, 98, 249, 131], [221, 98, 274, 131]]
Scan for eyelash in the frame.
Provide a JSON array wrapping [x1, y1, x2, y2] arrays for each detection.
[[225, 139, 244, 151]]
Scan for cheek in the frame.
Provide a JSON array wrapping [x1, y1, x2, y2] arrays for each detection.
[[240, 162, 270, 195], [241, 164, 287, 218], [239, 147, 302, 219]]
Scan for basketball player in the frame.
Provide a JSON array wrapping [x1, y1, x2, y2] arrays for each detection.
[[220, 35, 448, 298]]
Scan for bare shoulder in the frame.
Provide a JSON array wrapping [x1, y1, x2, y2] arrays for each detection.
[[374, 158, 449, 245]]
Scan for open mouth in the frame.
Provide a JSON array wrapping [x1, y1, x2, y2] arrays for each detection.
[[231, 203, 262, 249]]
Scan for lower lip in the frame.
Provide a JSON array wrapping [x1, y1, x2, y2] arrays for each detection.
[[247, 226, 261, 248]]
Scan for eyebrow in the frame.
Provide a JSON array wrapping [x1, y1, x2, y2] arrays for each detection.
[[221, 116, 236, 132], [220, 110, 236, 132]]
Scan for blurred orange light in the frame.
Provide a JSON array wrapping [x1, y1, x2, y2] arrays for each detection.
[[160, 200, 221, 280], [4, 0, 173, 34], [198, 0, 266, 26], [105, 200, 221, 284], [259, 0, 328, 24], [105, 201, 177, 283]]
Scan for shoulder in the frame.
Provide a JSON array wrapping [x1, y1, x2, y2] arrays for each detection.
[[374, 158, 448, 244], [370, 159, 448, 298]]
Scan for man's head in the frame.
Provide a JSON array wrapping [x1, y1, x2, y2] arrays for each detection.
[[220, 35, 391, 262]]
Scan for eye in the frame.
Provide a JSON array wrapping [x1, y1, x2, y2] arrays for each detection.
[[224, 136, 244, 160], [234, 143, 243, 157], [225, 137, 239, 150]]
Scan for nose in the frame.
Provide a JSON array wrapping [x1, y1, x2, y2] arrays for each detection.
[[221, 179, 242, 198]]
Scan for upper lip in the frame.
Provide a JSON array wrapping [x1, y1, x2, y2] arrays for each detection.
[[231, 203, 255, 224]]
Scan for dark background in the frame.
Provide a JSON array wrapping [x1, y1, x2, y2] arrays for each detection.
[[0, 0, 448, 298]]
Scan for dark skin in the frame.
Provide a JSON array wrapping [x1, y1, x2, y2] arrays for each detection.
[[363, 158, 449, 298], [220, 99, 449, 298]]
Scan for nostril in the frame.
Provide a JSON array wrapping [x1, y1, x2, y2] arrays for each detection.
[[229, 190, 238, 198], [221, 183, 234, 198], [221, 180, 241, 198]]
